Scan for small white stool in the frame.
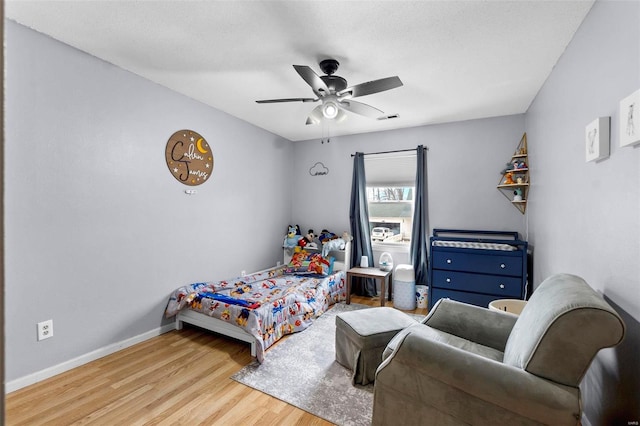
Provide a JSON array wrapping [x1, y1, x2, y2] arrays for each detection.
[[393, 264, 416, 310]]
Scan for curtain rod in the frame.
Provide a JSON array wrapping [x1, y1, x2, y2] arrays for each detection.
[[350, 147, 428, 157]]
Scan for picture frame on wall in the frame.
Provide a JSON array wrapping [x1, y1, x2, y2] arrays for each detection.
[[585, 117, 609, 162], [619, 89, 640, 147]]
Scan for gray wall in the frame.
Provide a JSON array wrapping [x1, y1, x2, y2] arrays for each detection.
[[4, 21, 292, 382], [292, 114, 528, 267], [525, 0, 639, 423], [5, 1, 639, 421]]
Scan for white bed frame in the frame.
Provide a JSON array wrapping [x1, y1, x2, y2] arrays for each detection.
[[175, 242, 351, 357]]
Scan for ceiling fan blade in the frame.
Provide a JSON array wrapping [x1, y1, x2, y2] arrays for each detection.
[[306, 105, 324, 125], [256, 98, 317, 103], [377, 113, 400, 120], [294, 65, 330, 96], [339, 76, 403, 98], [339, 99, 385, 119]]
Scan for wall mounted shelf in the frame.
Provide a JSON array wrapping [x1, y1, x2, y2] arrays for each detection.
[[498, 133, 529, 214]]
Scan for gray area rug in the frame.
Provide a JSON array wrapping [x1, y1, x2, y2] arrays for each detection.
[[231, 303, 423, 426]]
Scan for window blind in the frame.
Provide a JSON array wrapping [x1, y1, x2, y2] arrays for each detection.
[[364, 152, 417, 187]]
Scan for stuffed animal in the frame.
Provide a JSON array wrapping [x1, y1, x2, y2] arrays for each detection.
[[319, 229, 338, 243], [503, 172, 515, 185], [299, 229, 318, 249], [283, 224, 303, 248], [322, 234, 349, 256], [342, 231, 353, 244]]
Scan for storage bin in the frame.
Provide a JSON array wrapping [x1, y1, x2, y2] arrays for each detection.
[[489, 299, 527, 315], [393, 264, 416, 310], [416, 285, 428, 309]]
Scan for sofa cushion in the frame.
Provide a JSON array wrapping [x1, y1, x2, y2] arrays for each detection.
[[383, 322, 504, 363], [503, 273, 625, 387]]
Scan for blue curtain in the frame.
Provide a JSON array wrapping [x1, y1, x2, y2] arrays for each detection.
[[410, 145, 429, 286], [349, 152, 376, 296]]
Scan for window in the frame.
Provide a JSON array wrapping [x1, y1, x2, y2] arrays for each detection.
[[365, 153, 416, 246]]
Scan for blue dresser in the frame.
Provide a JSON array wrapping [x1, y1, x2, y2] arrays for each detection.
[[428, 229, 528, 310]]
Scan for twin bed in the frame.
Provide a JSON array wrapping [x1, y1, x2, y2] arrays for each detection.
[[165, 242, 351, 362]]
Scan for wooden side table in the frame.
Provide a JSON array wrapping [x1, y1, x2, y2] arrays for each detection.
[[346, 267, 393, 307]]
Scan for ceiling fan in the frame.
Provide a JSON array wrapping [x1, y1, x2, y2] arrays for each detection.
[[256, 59, 402, 125]]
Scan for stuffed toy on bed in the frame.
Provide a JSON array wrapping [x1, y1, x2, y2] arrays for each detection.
[[298, 229, 318, 249], [320, 232, 351, 257], [319, 229, 338, 243], [283, 224, 303, 247]]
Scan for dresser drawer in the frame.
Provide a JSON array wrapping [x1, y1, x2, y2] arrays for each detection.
[[432, 250, 523, 277], [432, 270, 523, 298], [430, 288, 504, 310]]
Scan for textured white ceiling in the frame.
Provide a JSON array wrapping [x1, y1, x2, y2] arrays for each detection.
[[6, 0, 594, 141]]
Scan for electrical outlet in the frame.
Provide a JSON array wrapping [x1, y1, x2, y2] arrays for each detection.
[[240, 270, 246, 276], [37, 319, 53, 341]]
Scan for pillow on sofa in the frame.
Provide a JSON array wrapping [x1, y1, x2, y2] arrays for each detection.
[[285, 251, 334, 276]]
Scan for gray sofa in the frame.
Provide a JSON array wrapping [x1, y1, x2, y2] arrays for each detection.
[[372, 273, 626, 425]]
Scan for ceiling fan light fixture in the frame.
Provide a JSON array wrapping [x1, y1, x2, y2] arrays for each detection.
[[322, 101, 339, 119]]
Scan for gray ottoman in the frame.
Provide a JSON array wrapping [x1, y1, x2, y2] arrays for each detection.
[[335, 307, 417, 385]]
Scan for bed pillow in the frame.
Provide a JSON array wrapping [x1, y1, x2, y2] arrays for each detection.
[[285, 251, 334, 276]]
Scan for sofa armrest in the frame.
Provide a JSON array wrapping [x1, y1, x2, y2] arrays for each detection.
[[423, 298, 518, 351], [375, 326, 580, 425]]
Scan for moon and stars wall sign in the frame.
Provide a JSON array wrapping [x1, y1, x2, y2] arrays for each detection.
[[165, 130, 214, 187]]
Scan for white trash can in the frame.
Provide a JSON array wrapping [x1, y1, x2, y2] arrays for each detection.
[[416, 285, 428, 309], [393, 264, 416, 310]]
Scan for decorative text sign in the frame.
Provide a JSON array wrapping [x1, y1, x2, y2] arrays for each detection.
[[165, 130, 214, 186]]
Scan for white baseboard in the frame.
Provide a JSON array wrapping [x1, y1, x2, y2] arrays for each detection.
[[5, 323, 175, 393]]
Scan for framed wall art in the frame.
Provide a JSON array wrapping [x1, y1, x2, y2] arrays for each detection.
[[585, 117, 609, 162], [619, 89, 640, 147], [165, 129, 214, 186]]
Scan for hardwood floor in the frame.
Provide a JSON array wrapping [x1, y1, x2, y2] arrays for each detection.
[[6, 296, 428, 425]]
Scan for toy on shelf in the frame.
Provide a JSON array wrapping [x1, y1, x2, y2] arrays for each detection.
[[497, 133, 530, 214], [318, 229, 338, 243], [512, 160, 527, 170], [283, 224, 303, 248], [503, 172, 515, 185], [298, 229, 318, 249]]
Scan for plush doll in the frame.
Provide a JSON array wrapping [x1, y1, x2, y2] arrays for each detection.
[[322, 232, 350, 256], [503, 172, 515, 185], [319, 229, 338, 243], [283, 224, 303, 247], [299, 229, 318, 249]]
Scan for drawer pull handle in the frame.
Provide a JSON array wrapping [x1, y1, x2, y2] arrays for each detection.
[[499, 284, 505, 289], [446, 278, 451, 283], [446, 259, 452, 264], [500, 263, 506, 269]]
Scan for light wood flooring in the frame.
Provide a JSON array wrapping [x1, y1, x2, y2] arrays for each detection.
[[6, 296, 428, 425]]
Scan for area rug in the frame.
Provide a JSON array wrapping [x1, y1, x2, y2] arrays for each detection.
[[231, 303, 423, 426]]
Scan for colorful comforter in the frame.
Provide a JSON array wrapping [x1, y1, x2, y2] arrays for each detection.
[[165, 267, 347, 362]]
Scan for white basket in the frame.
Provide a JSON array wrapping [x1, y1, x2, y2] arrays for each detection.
[[489, 299, 527, 315]]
